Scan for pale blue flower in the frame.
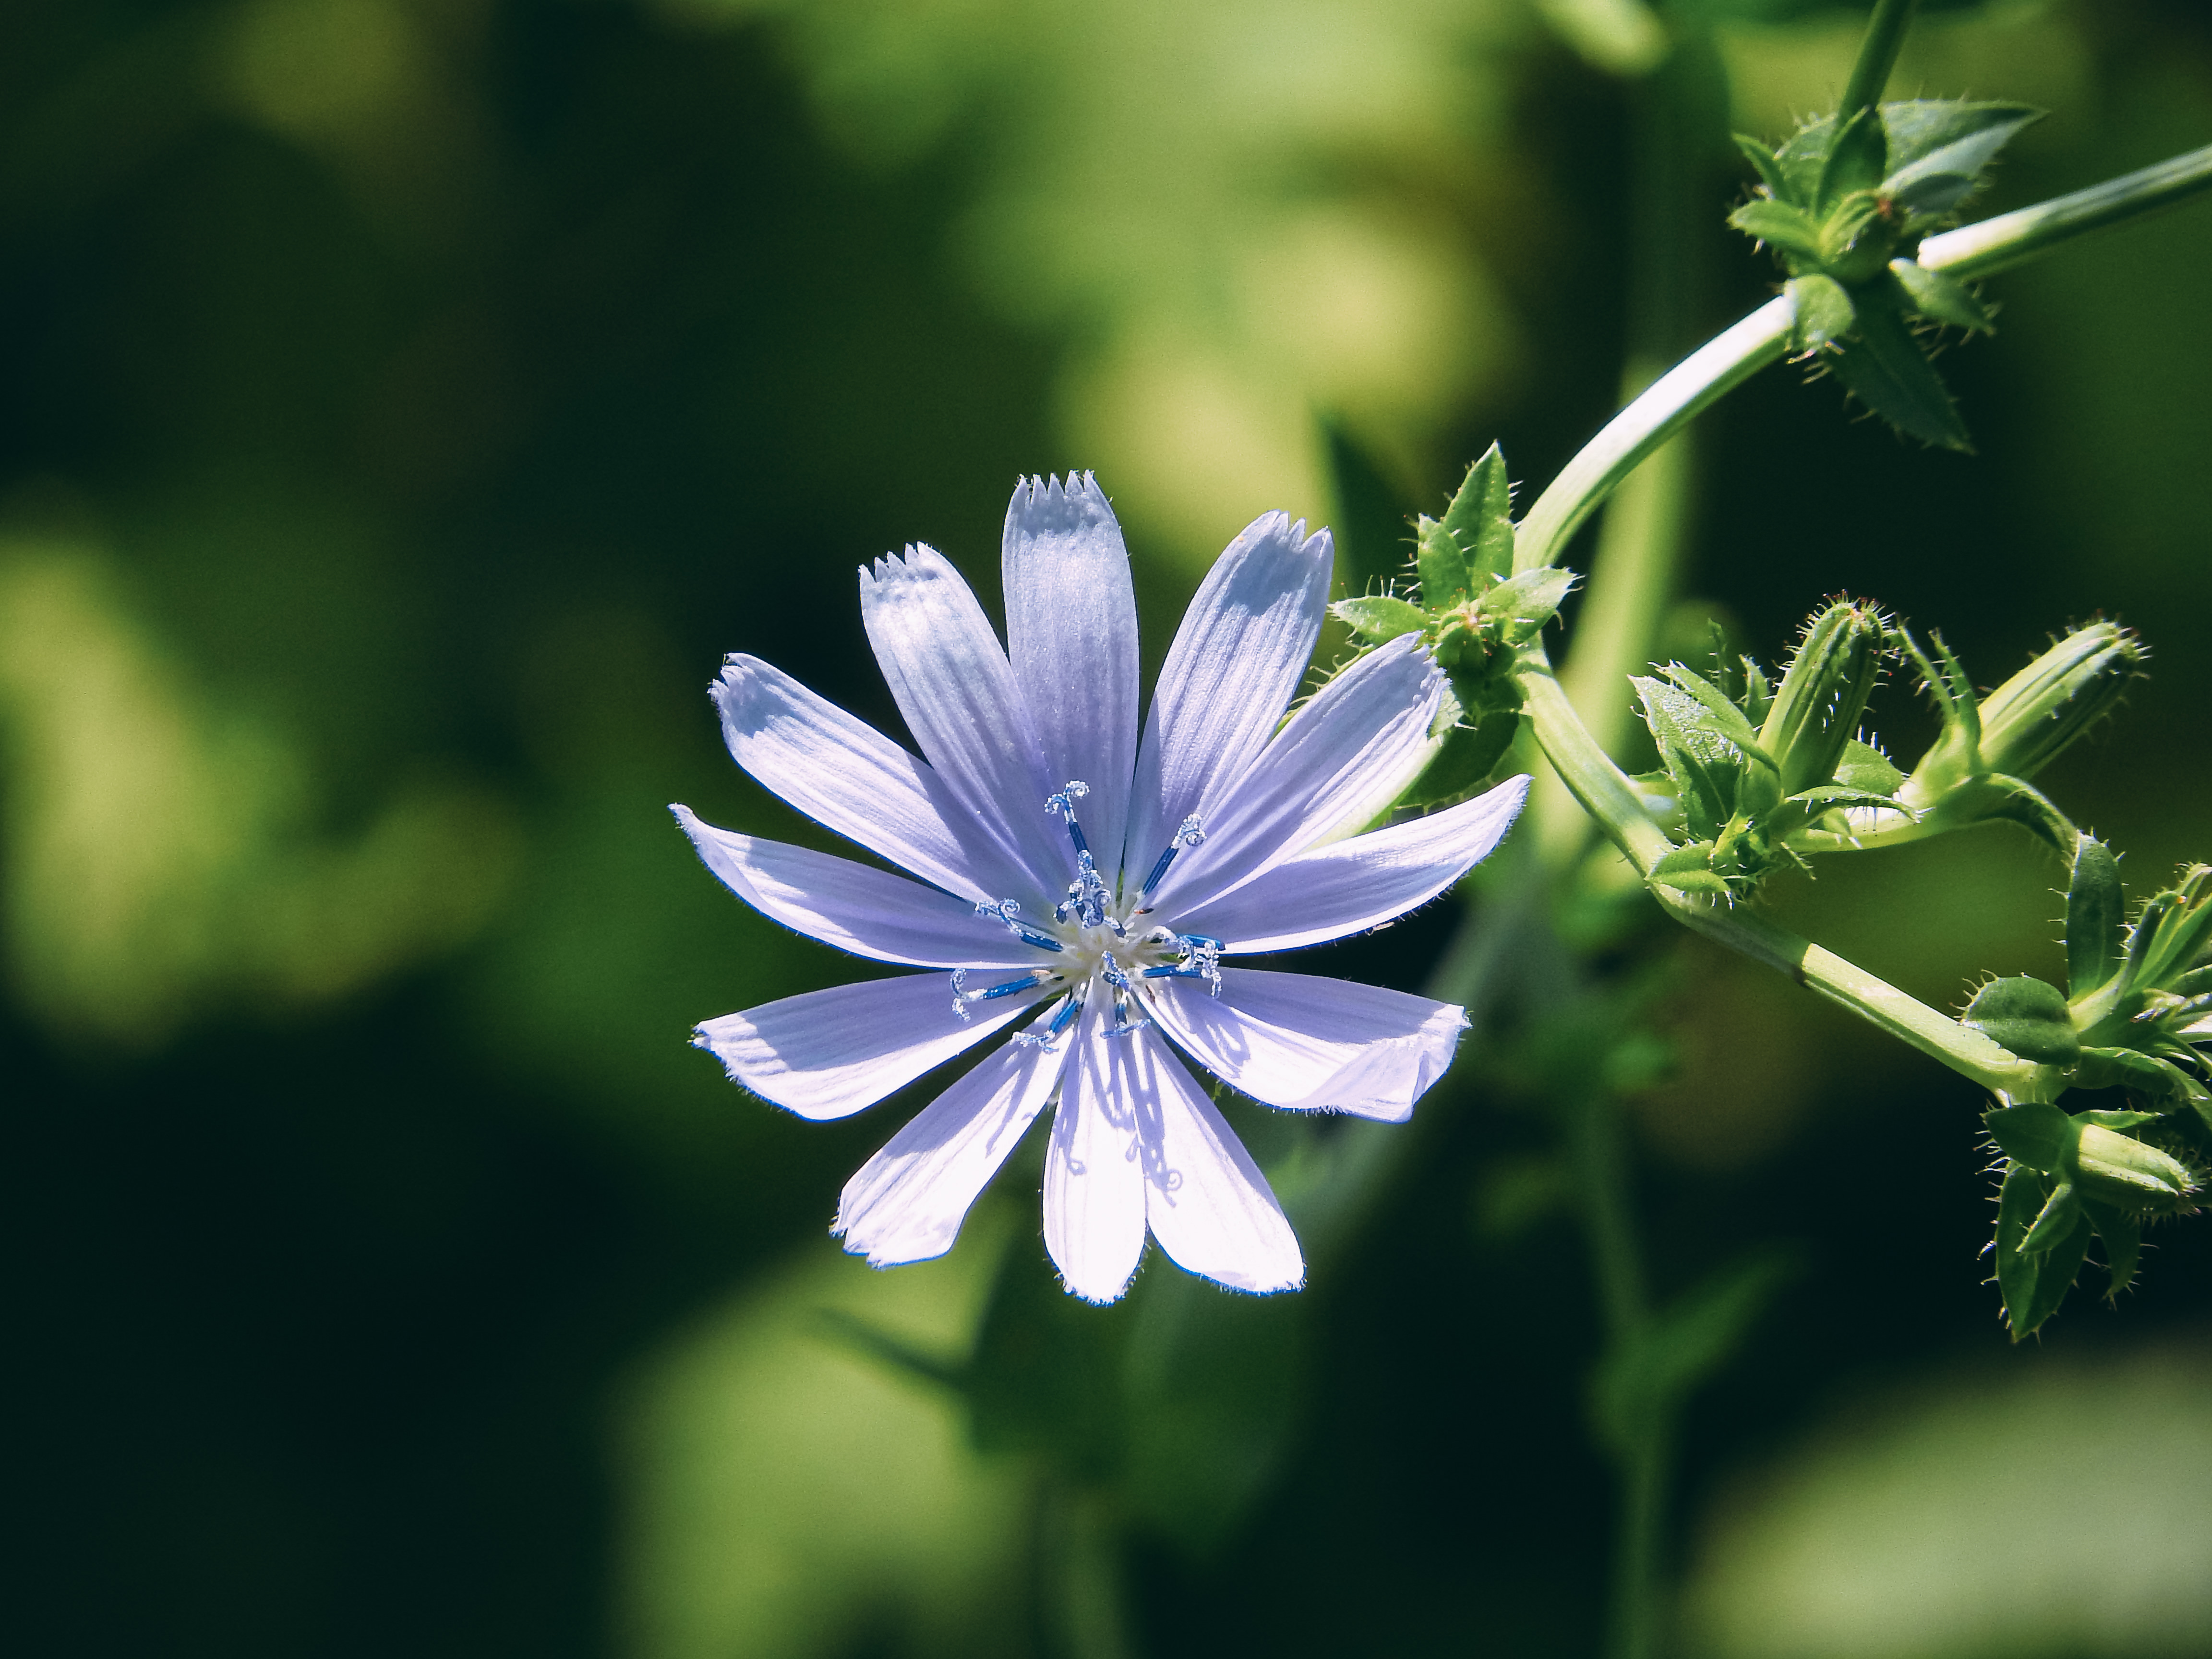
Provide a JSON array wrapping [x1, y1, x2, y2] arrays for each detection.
[[673, 475, 1527, 1302]]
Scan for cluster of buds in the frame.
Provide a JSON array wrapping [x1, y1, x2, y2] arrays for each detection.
[[1731, 100, 2039, 448], [1960, 839, 2212, 1334], [1637, 613, 2147, 906], [1635, 598, 1899, 901], [1331, 444, 1574, 806]]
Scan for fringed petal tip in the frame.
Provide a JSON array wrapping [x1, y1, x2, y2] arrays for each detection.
[[1009, 470, 1114, 532]]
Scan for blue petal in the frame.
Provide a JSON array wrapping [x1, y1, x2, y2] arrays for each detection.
[[1143, 634, 1440, 915], [1003, 473, 1141, 885], [861, 546, 1067, 895], [712, 654, 1040, 906], [1171, 774, 1530, 953], [1126, 513, 1333, 888], [836, 1003, 1070, 1267], [671, 806, 1046, 969], [1149, 967, 1466, 1123], [694, 971, 1036, 1120]]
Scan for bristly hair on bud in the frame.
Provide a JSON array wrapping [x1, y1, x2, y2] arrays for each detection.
[[1975, 620, 2145, 782], [1757, 597, 1890, 797]]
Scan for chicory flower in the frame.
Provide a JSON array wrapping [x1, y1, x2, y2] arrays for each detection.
[[674, 475, 1526, 1301]]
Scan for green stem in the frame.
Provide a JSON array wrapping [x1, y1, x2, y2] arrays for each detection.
[[1920, 143, 2212, 281], [1565, 1086, 1666, 1659], [1838, 0, 1918, 122], [1514, 297, 1795, 576]]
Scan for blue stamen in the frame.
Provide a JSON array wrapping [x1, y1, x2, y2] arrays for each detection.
[[1142, 933, 1223, 995], [1015, 993, 1085, 1050], [1055, 849, 1112, 929], [1139, 814, 1207, 899], [974, 896, 1063, 953], [1045, 780, 1093, 858]]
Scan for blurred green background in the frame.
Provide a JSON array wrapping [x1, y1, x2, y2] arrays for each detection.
[[6, 1, 2212, 1655]]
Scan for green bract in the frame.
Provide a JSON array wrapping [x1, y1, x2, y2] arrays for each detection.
[[1634, 602, 1899, 901], [1731, 99, 2041, 448], [1329, 443, 1573, 808], [1891, 623, 2144, 853]]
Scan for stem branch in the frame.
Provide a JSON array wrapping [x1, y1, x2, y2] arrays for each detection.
[[1839, 0, 1918, 121]]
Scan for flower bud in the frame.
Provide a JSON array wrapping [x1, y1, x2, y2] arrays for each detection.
[[2074, 1123, 2195, 1214], [1757, 600, 1887, 796], [1975, 622, 2144, 781]]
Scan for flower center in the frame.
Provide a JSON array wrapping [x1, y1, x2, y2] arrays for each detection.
[[955, 781, 1226, 1047]]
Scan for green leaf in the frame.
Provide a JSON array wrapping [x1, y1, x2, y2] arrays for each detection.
[[1994, 1160, 2092, 1340], [1648, 842, 1733, 901], [1330, 593, 1430, 642], [1403, 714, 1518, 807], [1415, 515, 1471, 609], [1635, 676, 1744, 841], [1440, 442, 1515, 585], [1478, 565, 1574, 644], [2018, 1178, 2083, 1255], [1889, 259, 1994, 332], [2077, 1194, 2143, 1298], [1732, 132, 1794, 204], [1828, 301, 1972, 451], [1729, 198, 1824, 265], [1787, 273, 1857, 352], [1658, 663, 1767, 756], [2067, 837, 2127, 1002], [1963, 976, 2080, 1065], [1984, 1101, 2076, 1173], [1773, 116, 1837, 209], [1878, 100, 2042, 215], [1833, 738, 1904, 795], [1976, 776, 2081, 858], [1817, 105, 1888, 215]]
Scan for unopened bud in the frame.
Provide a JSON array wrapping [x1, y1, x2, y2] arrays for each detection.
[[1977, 622, 2144, 781], [2074, 1123, 2195, 1214], [1758, 599, 1887, 795]]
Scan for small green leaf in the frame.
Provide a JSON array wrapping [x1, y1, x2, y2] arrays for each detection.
[[1478, 565, 1574, 644], [1889, 259, 1994, 332], [1828, 301, 1972, 451], [1817, 105, 1888, 215], [1787, 273, 1857, 352], [1994, 1160, 2092, 1340], [2078, 1195, 2143, 1298], [1985, 1101, 2076, 1173], [1440, 442, 1515, 585], [2019, 1178, 2084, 1255], [2067, 837, 2127, 1003], [1415, 515, 1471, 609], [1878, 100, 2042, 216], [1963, 976, 2080, 1065], [1729, 199, 1824, 265], [1648, 842, 1733, 901], [1330, 593, 1430, 642], [1732, 132, 1794, 204], [1833, 738, 1904, 795], [1773, 115, 1837, 207], [1635, 676, 1744, 841]]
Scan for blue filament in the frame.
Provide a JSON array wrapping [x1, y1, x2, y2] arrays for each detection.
[[1045, 780, 1093, 859], [973, 896, 1063, 953], [1139, 814, 1207, 899]]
